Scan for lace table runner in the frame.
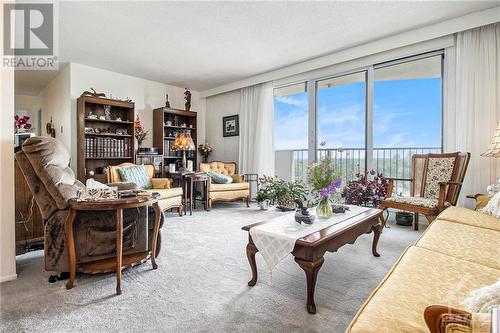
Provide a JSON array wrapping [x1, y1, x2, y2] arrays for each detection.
[[249, 205, 372, 277]]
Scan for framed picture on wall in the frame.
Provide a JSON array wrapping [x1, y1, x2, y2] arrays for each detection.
[[223, 115, 239, 137]]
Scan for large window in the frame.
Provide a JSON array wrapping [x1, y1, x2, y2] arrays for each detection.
[[274, 82, 308, 181], [317, 72, 366, 181], [273, 51, 444, 193]]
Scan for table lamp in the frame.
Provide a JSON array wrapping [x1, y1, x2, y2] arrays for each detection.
[[172, 131, 195, 171], [481, 123, 500, 194]]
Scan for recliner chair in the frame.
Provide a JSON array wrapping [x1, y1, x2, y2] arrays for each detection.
[[15, 136, 164, 276]]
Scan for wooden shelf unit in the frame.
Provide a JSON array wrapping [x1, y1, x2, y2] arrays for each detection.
[[153, 107, 197, 176], [77, 96, 136, 182]]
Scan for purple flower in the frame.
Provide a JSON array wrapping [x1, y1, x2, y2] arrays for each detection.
[[319, 178, 342, 198]]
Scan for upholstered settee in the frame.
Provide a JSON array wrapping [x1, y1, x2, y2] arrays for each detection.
[[347, 206, 499, 333], [16, 137, 165, 273], [198, 161, 250, 209], [107, 163, 183, 215]]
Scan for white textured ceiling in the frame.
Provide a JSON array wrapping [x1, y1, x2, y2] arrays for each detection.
[[16, 1, 499, 95]]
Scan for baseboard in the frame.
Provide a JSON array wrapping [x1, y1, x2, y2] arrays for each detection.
[[0, 274, 17, 283]]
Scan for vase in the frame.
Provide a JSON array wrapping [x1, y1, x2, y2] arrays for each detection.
[[185, 101, 191, 112], [316, 197, 333, 219], [259, 199, 270, 211], [134, 138, 139, 151], [202, 155, 208, 163]]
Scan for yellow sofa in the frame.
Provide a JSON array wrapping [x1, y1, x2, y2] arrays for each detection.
[[347, 206, 499, 333], [198, 161, 250, 209], [108, 163, 183, 215]]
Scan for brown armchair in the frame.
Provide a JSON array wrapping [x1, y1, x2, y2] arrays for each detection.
[[198, 161, 250, 209], [380, 152, 470, 230], [15, 137, 164, 275]]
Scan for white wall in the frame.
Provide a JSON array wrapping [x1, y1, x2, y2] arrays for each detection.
[[15, 94, 42, 135], [0, 65, 17, 283], [205, 90, 240, 163], [69, 63, 205, 169], [41, 64, 72, 155]]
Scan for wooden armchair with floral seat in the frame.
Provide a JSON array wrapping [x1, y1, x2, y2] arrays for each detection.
[[380, 152, 470, 230], [108, 163, 184, 215], [198, 161, 250, 209]]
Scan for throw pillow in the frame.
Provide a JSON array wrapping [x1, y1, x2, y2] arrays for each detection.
[[231, 175, 244, 183], [462, 279, 500, 313], [479, 191, 500, 218], [208, 172, 233, 184], [117, 165, 152, 190]]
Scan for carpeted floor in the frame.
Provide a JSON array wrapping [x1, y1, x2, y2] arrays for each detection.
[[0, 203, 425, 333]]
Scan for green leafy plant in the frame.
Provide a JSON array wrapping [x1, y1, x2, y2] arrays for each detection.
[[255, 189, 271, 203], [258, 176, 307, 209]]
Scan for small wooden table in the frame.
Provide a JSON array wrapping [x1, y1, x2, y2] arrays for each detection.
[[242, 208, 384, 314], [184, 173, 210, 215], [65, 195, 161, 295]]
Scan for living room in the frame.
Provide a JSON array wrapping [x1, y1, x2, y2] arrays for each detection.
[[1, 1, 499, 332]]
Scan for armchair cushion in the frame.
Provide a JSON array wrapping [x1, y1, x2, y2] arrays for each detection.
[[208, 172, 233, 184], [145, 187, 182, 200], [151, 178, 172, 189], [385, 196, 451, 209], [424, 157, 456, 199], [117, 165, 152, 190], [210, 182, 249, 192]]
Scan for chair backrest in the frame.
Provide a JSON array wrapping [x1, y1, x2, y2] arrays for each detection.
[[411, 152, 470, 205], [107, 163, 155, 183], [199, 161, 237, 176], [16, 136, 85, 213]]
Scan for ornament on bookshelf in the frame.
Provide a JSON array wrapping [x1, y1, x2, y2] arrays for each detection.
[[103, 105, 111, 120], [81, 88, 105, 98], [165, 93, 171, 108], [99, 115, 106, 120], [115, 117, 122, 121], [87, 112, 98, 119], [184, 88, 191, 111], [84, 127, 94, 134], [165, 120, 172, 126], [116, 128, 128, 135]]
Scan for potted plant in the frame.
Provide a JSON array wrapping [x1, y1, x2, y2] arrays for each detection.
[[341, 170, 388, 207], [197, 143, 213, 163], [307, 155, 342, 218], [255, 189, 271, 210], [14, 115, 33, 133], [258, 176, 307, 211]]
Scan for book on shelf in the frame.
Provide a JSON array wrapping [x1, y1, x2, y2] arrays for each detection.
[[84, 136, 132, 158]]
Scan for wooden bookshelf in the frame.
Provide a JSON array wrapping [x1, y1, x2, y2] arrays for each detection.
[[77, 95, 136, 182], [153, 107, 197, 176]]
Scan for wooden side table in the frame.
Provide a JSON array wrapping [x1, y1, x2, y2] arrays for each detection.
[[65, 195, 161, 295], [185, 173, 210, 215]]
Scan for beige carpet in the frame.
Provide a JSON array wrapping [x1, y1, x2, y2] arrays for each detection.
[[0, 203, 425, 332]]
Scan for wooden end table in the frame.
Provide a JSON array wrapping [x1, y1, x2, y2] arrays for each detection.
[[65, 195, 161, 295], [185, 173, 210, 215], [242, 208, 384, 314]]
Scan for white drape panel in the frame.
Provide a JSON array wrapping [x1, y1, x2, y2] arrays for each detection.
[[445, 23, 500, 207], [238, 82, 275, 176]]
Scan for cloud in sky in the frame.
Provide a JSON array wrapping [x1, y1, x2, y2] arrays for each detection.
[[275, 96, 308, 108]]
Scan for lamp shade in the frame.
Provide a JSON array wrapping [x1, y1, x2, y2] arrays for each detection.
[[481, 123, 500, 158], [172, 132, 195, 151]]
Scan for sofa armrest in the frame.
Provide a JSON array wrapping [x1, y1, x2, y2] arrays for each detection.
[[231, 174, 245, 183], [424, 305, 472, 333], [151, 178, 173, 189], [108, 182, 139, 191]]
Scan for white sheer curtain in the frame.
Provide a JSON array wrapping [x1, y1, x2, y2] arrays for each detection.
[[238, 82, 275, 176], [445, 23, 500, 206]]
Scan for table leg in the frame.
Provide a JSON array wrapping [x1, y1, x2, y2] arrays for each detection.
[[65, 208, 77, 290], [246, 242, 258, 286], [115, 208, 123, 295], [183, 177, 188, 216], [371, 217, 383, 257], [189, 178, 193, 215], [295, 257, 324, 314], [151, 201, 161, 270], [204, 180, 209, 211]]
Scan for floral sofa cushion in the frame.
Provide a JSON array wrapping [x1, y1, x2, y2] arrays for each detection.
[[423, 157, 456, 199]]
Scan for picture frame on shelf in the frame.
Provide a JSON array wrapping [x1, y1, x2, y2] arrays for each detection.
[[223, 115, 239, 137]]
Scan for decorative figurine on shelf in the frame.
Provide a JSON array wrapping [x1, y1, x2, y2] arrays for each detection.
[[134, 115, 150, 148], [198, 143, 213, 163], [294, 199, 315, 225], [14, 115, 33, 133], [165, 93, 171, 108], [184, 88, 191, 111], [87, 111, 98, 119], [81, 88, 105, 98], [46, 117, 56, 138], [103, 105, 111, 120]]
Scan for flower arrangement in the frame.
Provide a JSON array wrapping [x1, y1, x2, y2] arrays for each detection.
[[14, 115, 32, 133], [134, 115, 149, 147], [198, 143, 213, 162], [307, 155, 342, 218], [341, 170, 389, 207], [184, 88, 192, 111]]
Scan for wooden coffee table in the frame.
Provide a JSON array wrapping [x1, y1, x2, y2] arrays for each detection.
[[242, 208, 384, 314]]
